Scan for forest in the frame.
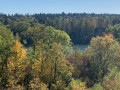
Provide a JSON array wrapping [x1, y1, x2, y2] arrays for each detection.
[[0, 13, 120, 90]]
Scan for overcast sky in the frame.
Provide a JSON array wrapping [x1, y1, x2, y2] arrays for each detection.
[[0, 0, 120, 14]]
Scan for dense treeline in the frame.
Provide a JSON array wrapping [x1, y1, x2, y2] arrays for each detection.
[[0, 13, 120, 89], [1, 13, 120, 44], [32, 13, 120, 44]]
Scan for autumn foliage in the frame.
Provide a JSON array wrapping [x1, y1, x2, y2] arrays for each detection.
[[0, 25, 120, 90]]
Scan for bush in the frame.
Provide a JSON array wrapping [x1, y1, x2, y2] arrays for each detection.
[[67, 79, 87, 90]]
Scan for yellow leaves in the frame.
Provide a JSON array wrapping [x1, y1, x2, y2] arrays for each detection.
[[7, 40, 27, 71], [29, 77, 48, 90], [12, 40, 22, 52], [51, 80, 67, 90], [7, 40, 29, 88], [7, 40, 28, 72], [90, 34, 116, 50], [68, 79, 87, 90], [7, 59, 15, 71], [12, 40, 26, 58], [101, 34, 114, 47], [32, 58, 42, 75]]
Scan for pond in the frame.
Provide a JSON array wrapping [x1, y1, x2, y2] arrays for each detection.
[[73, 45, 89, 52], [25, 46, 32, 53], [25, 45, 89, 53]]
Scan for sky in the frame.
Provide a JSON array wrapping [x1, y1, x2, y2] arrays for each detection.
[[0, 0, 120, 14]]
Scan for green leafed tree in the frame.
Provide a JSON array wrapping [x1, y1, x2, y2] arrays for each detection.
[[67, 79, 87, 90], [102, 67, 120, 90], [23, 23, 72, 54], [105, 24, 120, 42], [0, 26, 15, 88], [31, 43, 73, 89], [85, 34, 120, 83]]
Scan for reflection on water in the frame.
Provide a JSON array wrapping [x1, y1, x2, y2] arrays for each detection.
[[25, 45, 88, 53], [73, 45, 88, 52], [25, 46, 33, 53]]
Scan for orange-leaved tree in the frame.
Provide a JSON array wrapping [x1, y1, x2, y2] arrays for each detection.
[[7, 40, 29, 89]]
